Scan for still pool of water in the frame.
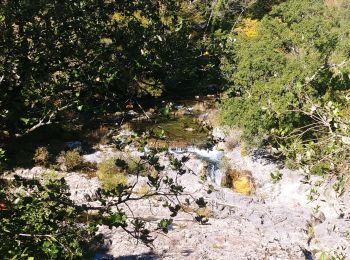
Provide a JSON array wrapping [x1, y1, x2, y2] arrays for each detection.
[[130, 114, 209, 148]]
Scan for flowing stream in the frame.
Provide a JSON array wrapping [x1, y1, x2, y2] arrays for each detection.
[[169, 146, 224, 186], [132, 98, 224, 185]]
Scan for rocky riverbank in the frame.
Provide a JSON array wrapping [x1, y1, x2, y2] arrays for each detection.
[[5, 124, 350, 259], [90, 127, 350, 259]]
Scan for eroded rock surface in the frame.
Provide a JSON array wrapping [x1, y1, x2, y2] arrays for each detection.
[[5, 127, 350, 259]]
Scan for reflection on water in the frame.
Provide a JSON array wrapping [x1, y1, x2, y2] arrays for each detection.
[[130, 114, 209, 148]]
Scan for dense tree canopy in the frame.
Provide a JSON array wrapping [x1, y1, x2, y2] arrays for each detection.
[[221, 0, 350, 181], [0, 0, 239, 136]]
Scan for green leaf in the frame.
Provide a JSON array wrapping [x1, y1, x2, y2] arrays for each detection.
[[175, 17, 183, 32], [109, 212, 127, 227], [20, 118, 30, 125], [158, 218, 173, 233]]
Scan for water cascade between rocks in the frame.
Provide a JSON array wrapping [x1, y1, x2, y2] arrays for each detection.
[[169, 146, 224, 186]]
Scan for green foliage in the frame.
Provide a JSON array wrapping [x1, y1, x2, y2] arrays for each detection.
[[0, 177, 96, 259], [97, 158, 128, 191], [158, 218, 173, 233], [270, 170, 283, 184], [0, 0, 228, 136], [221, 0, 350, 185]]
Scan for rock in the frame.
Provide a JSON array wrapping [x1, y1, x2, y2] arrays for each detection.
[[8, 167, 47, 180], [83, 147, 120, 164], [65, 141, 82, 150], [311, 211, 326, 225], [65, 173, 100, 204], [212, 127, 226, 141], [7, 126, 350, 259], [127, 110, 138, 116]]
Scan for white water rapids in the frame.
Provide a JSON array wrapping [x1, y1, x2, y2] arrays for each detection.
[[169, 146, 224, 186]]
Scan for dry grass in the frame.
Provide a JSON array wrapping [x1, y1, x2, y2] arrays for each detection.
[[206, 109, 220, 128], [33, 146, 50, 166], [97, 158, 127, 191], [325, 0, 350, 8], [196, 207, 214, 218], [120, 122, 133, 130], [224, 131, 240, 151], [136, 184, 151, 196], [240, 143, 249, 157], [192, 102, 207, 112], [87, 125, 110, 145], [221, 168, 254, 195], [57, 150, 84, 171]]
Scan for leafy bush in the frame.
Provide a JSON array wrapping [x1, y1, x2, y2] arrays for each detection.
[[57, 150, 84, 171], [97, 158, 127, 191], [0, 0, 225, 137], [221, 0, 350, 187], [41, 170, 61, 182], [33, 146, 50, 166], [0, 178, 97, 259]]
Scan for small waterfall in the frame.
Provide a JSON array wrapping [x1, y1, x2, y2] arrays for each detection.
[[169, 146, 224, 186], [187, 147, 223, 162], [207, 164, 222, 186]]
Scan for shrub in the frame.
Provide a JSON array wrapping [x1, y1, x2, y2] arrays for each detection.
[[0, 178, 96, 259], [116, 154, 154, 177], [221, 168, 253, 195], [33, 146, 50, 166], [57, 150, 84, 171], [42, 170, 60, 182], [87, 126, 110, 145], [233, 176, 252, 195], [97, 158, 127, 191], [137, 184, 151, 196]]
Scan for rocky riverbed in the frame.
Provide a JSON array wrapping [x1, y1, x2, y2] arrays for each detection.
[[4, 101, 350, 259], [6, 126, 350, 259], [92, 128, 350, 259]]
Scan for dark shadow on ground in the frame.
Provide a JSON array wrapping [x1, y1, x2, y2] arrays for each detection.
[[94, 251, 157, 260]]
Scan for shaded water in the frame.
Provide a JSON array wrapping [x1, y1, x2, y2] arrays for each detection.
[[129, 98, 223, 185], [130, 114, 209, 148]]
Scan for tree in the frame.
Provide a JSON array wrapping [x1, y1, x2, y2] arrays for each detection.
[[0, 0, 229, 137], [220, 0, 350, 182]]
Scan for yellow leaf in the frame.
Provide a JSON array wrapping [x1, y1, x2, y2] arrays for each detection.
[[234, 18, 259, 38]]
